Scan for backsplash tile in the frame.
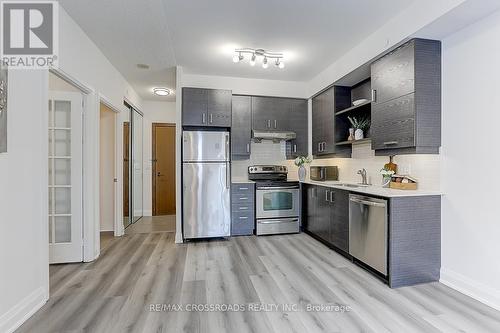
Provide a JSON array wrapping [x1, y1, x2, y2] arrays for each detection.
[[232, 140, 441, 191]]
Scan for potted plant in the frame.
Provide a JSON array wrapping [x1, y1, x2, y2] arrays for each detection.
[[347, 116, 370, 140], [294, 155, 312, 181], [380, 167, 395, 188]]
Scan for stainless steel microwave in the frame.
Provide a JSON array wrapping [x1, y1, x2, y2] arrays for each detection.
[[310, 166, 339, 181]]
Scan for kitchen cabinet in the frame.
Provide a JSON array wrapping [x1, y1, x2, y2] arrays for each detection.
[[302, 183, 441, 288], [371, 38, 441, 155], [231, 95, 252, 158], [312, 87, 338, 156], [182, 87, 232, 127], [286, 99, 308, 159], [303, 184, 349, 253], [251, 96, 290, 131], [231, 183, 255, 236]]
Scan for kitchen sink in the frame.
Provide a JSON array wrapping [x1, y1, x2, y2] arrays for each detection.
[[338, 183, 370, 188]]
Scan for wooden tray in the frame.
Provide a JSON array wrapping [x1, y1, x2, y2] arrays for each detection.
[[390, 182, 418, 190]]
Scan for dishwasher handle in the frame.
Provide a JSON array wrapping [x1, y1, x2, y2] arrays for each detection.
[[349, 197, 386, 208]]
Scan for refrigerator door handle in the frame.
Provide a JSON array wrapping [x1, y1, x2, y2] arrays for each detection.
[[226, 163, 230, 189], [225, 133, 229, 161]]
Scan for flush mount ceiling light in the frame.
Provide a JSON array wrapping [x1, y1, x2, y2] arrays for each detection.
[[232, 48, 285, 69], [153, 87, 171, 96]]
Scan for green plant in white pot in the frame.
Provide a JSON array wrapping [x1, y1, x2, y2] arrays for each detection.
[[294, 156, 312, 181], [348, 116, 371, 140]]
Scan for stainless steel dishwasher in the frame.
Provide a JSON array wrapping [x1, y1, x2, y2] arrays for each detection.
[[349, 194, 388, 275]]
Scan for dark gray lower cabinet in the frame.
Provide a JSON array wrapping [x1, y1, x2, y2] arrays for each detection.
[[304, 184, 349, 253], [303, 183, 441, 288], [231, 183, 255, 235]]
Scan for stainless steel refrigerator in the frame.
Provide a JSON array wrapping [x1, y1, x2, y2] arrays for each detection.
[[182, 130, 231, 238]]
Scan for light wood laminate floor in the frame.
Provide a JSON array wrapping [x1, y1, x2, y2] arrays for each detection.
[[17, 232, 500, 333]]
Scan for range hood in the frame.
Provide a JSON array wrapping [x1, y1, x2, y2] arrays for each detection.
[[252, 130, 296, 142]]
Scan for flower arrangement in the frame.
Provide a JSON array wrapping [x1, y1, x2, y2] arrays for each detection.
[[347, 115, 371, 132], [380, 167, 395, 187], [294, 155, 312, 167], [380, 168, 396, 177]]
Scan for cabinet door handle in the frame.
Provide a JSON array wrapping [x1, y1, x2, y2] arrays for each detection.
[[246, 143, 250, 153], [383, 141, 398, 146], [202, 113, 206, 124], [325, 190, 329, 202], [239, 216, 248, 220], [371, 89, 377, 103], [330, 191, 335, 203], [267, 119, 271, 128], [318, 143, 322, 152], [274, 120, 277, 129], [293, 144, 297, 153], [209, 113, 213, 124]]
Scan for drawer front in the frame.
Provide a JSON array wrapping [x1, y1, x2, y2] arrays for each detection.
[[232, 192, 254, 204], [371, 93, 415, 150], [231, 211, 255, 235], [231, 183, 255, 194], [231, 202, 254, 213]]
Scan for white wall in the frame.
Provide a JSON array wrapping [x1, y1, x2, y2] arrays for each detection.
[[58, 7, 141, 109], [183, 73, 308, 98], [440, 9, 500, 310], [99, 104, 115, 232], [0, 70, 49, 333], [141, 101, 176, 216]]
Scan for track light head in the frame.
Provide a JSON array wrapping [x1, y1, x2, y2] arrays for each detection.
[[262, 57, 268, 69], [232, 52, 244, 63], [249, 53, 256, 66]]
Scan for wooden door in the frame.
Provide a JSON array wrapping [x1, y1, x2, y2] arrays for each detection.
[[123, 122, 130, 222], [153, 123, 176, 215]]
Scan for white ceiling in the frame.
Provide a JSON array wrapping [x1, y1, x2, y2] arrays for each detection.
[[59, 0, 415, 101]]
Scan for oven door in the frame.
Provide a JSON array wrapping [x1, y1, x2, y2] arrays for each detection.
[[256, 186, 300, 219]]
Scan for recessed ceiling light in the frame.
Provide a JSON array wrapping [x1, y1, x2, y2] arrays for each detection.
[[137, 63, 150, 69], [153, 87, 171, 96]]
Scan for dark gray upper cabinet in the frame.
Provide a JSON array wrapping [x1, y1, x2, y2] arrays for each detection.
[[182, 87, 231, 127], [231, 95, 252, 157], [251, 96, 290, 131], [286, 99, 308, 159], [371, 39, 441, 155], [182, 88, 208, 126], [207, 89, 232, 126], [312, 87, 336, 156]]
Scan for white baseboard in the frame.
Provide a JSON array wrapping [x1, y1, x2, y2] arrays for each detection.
[[440, 268, 500, 311], [0, 287, 48, 333]]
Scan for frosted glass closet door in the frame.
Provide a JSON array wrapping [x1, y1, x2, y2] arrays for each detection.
[[48, 92, 83, 263]]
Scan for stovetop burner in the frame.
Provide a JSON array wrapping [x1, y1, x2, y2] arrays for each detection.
[[248, 165, 288, 182]]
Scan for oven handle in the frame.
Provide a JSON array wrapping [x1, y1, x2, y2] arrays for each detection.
[[257, 186, 299, 190], [258, 218, 299, 224]]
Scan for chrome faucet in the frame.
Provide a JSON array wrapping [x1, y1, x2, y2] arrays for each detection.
[[357, 168, 368, 185]]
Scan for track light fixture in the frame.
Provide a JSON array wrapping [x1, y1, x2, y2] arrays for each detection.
[[232, 48, 285, 69]]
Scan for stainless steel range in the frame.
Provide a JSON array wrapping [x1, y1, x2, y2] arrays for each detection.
[[248, 165, 300, 236]]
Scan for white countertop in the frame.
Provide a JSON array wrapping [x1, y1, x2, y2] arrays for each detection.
[[231, 177, 255, 184], [301, 180, 443, 198]]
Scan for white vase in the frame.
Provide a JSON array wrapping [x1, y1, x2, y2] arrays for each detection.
[[348, 128, 355, 141], [298, 165, 307, 181], [354, 129, 364, 140]]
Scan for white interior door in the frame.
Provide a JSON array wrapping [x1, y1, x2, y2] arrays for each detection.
[[48, 91, 83, 263]]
